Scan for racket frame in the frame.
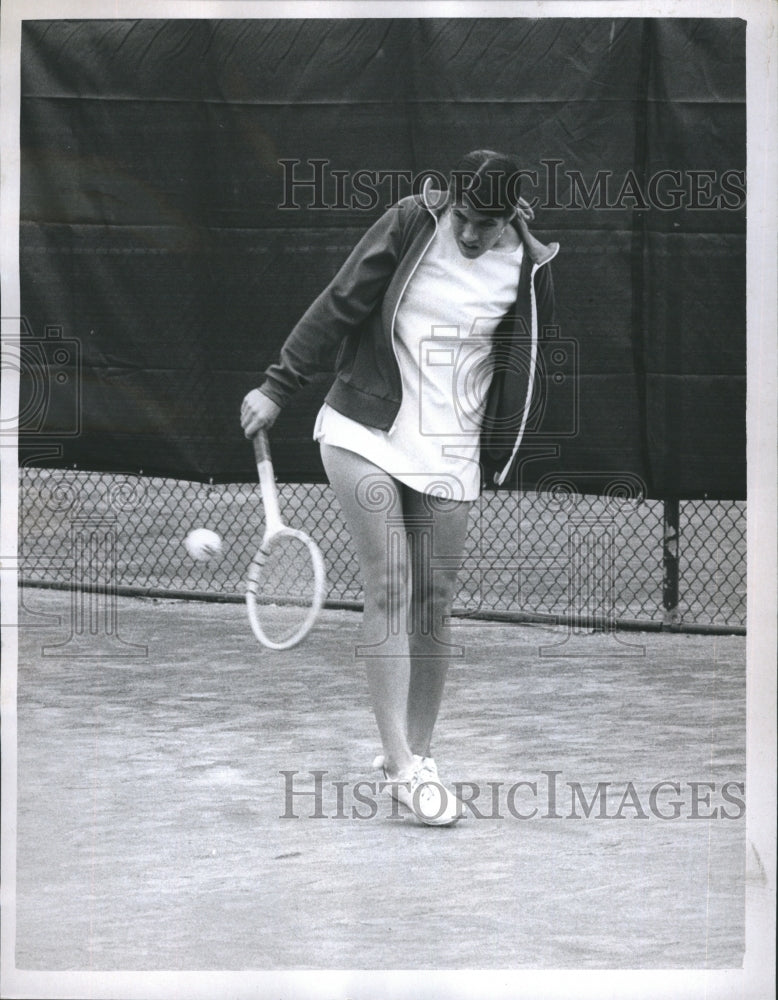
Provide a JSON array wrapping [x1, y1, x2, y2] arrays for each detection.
[[245, 430, 327, 650]]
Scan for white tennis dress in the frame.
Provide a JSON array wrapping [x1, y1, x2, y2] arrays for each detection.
[[314, 210, 524, 501]]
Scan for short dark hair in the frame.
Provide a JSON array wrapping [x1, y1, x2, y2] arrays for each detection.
[[450, 149, 522, 218]]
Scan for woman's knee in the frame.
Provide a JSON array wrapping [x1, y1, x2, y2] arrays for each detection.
[[364, 563, 408, 615], [410, 569, 460, 618]]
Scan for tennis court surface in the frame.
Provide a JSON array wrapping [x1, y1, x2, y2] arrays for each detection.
[[14, 586, 746, 970]]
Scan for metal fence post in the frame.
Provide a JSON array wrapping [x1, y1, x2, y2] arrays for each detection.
[[662, 497, 681, 624]]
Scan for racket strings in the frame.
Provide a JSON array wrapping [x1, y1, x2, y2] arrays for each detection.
[[251, 533, 318, 607], [246, 531, 326, 648]]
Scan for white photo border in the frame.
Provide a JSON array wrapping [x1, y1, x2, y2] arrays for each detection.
[[1, 3, 775, 999]]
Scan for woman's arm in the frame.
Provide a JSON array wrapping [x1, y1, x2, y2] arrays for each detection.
[[254, 200, 410, 410], [241, 200, 411, 437]]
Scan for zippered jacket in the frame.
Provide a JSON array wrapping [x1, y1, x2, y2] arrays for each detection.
[[259, 184, 558, 487]]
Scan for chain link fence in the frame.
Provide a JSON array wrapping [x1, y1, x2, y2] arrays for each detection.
[[18, 467, 746, 632]]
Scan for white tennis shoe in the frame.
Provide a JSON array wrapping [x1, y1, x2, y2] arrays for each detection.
[[373, 754, 464, 826]]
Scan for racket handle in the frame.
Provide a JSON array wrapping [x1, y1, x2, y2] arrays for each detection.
[[253, 429, 271, 464], [253, 429, 282, 531]]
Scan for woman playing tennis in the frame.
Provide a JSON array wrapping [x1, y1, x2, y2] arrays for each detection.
[[241, 149, 558, 826]]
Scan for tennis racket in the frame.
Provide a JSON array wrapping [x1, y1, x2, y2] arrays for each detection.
[[245, 430, 327, 649]]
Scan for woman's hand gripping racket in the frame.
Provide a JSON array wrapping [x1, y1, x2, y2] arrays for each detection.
[[246, 430, 327, 649]]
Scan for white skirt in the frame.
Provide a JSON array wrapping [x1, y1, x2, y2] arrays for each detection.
[[314, 402, 482, 501]]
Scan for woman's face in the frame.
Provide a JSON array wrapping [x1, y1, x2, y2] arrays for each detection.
[[450, 201, 513, 259]]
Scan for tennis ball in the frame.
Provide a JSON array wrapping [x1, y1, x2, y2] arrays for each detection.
[[184, 528, 222, 562]]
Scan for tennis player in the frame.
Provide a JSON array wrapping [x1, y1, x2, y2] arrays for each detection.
[[241, 150, 558, 826]]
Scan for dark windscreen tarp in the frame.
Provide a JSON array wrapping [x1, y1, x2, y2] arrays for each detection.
[[19, 17, 745, 497]]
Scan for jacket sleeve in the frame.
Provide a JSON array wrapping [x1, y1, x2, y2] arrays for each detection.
[[259, 201, 407, 409]]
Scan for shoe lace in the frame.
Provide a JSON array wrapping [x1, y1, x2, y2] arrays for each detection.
[[415, 759, 438, 785]]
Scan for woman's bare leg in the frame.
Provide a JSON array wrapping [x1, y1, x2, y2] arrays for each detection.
[[320, 444, 414, 778], [402, 487, 472, 758]]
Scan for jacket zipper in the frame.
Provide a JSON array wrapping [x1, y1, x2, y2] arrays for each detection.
[[386, 207, 440, 434], [495, 252, 556, 486]]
